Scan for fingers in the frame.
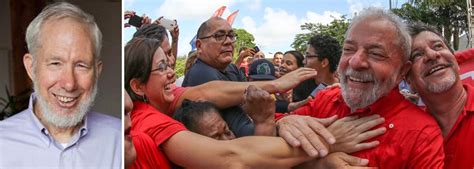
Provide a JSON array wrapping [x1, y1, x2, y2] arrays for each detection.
[[315, 115, 338, 126], [356, 127, 386, 142], [308, 118, 336, 145], [278, 123, 301, 147], [290, 125, 320, 157], [353, 140, 380, 153], [354, 117, 385, 132], [340, 153, 369, 166], [352, 114, 381, 126]]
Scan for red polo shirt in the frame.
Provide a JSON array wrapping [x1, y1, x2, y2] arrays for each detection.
[[131, 101, 187, 169], [292, 86, 444, 168], [131, 131, 168, 169], [444, 84, 474, 169]]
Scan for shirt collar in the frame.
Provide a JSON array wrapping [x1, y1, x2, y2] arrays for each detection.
[[336, 87, 404, 115], [27, 93, 89, 145], [463, 84, 474, 113]]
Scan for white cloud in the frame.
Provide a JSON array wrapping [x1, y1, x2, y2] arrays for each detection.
[[240, 7, 342, 55], [156, 0, 234, 21], [347, 0, 384, 15], [302, 11, 343, 26]]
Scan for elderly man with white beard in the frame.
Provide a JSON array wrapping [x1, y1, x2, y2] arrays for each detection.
[[0, 2, 121, 169], [275, 8, 444, 168]]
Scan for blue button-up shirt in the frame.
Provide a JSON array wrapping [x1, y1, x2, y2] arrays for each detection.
[[0, 94, 122, 169]]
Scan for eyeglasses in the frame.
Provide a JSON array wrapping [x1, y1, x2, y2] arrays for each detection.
[[199, 31, 237, 42], [151, 61, 171, 73], [305, 54, 319, 58]]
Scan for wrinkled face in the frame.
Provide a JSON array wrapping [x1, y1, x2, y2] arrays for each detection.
[[407, 31, 459, 94], [28, 18, 100, 128], [338, 19, 406, 111], [161, 35, 175, 66], [273, 53, 283, 66], [280, 53, 299, 76], [140, 47, 176, 109], [197, 19, 235, 71], [124, 91, 136, 169], [194, 110, 236, 140]]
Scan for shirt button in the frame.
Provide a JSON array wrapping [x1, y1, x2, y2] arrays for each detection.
[[389, 123, 394, 129]]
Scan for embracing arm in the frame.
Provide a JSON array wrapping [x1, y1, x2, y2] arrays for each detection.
[[163, 130, 312, 168], [176, 68, 317, 110]]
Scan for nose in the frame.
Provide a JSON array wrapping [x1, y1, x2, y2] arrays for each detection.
[[167, 66, 175, 79], [60, 66, 78, 92], [423, 48, 440, 63], [348, 50, 369, 70]]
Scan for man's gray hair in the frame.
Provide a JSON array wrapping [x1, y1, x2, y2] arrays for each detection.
[[26, 2, 102, 60], [346, 8, 411, 61]]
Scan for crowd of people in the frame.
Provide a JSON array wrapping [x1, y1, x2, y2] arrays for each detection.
[[123, 6, 474, 169], [0, 1, 471, 169]]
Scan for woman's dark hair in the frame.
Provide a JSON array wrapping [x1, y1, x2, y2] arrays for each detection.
[[125, 38, 162, 101], [284, 50, 304, 67], [173, 99, 220, 131], [133, 24, 168, 42]]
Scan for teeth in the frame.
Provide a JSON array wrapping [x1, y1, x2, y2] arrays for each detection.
[[57, 96, 74, 103], [349, 76, 368, 83], [428, 65, 445, 75]]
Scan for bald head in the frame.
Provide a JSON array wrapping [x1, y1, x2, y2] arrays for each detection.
[[196, 17, 229, 38]]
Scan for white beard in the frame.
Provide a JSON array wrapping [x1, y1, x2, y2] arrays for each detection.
[[339, 68, 398, 112], [33, 80, 97, 128]]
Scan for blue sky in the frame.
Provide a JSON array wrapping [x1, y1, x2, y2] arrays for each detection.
[[123, 0, 409, 58]]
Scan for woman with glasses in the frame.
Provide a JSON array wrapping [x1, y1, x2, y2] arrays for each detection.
[[124, 37, 340, 168]]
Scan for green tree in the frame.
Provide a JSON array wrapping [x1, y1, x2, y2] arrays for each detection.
[[291, 15, 349, 53], [233, 28, 256, 61], [174, 56, 187, 78], [392, 0, 467, 50]]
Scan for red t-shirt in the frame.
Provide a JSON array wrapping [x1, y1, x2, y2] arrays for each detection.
[[131, 101, 187, 169], [444, 84, 474, 169], [292, 86, 444, 168], [165, 86, 188, 116], [131, 131, 168, 169]]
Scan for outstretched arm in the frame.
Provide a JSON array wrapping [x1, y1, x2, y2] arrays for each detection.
[[163, 131, 312, 168], [176, 68, 318, 110]]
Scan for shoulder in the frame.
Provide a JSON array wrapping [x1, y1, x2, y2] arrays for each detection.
[[86, 112, 121, 133], [0, 110, 32, 132]]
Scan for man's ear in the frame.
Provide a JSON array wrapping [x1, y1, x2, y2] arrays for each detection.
[[96, 60, 103, 78], [400, 61, 412, 81], [321, 58, 329, 68], [129, 78, 145, 97], [23, 53, 35, 80]]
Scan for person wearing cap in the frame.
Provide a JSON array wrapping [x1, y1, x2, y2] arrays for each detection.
[[248, 59, 277, 81]]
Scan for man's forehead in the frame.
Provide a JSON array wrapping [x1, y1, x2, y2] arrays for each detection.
[[207, 19, 232, 32]]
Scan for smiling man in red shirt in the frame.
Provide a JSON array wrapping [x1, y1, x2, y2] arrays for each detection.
[[276, 8, 444, 168], [406, 22, 474, 169]]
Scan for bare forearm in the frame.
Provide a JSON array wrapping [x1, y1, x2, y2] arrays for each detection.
[[165, 131, 312, 168], [254, 120, 277, 136], [172, 39, 178, 62], [179, 80, 279, 109]]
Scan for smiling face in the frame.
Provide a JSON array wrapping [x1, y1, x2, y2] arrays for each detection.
[[407, 31, 459, 94], [196, 18, 235, 71], [280, 53, 300, 76], [141, 47, 176, 109], [25, 18, 101, 128], [338, 18, 409, 111]]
